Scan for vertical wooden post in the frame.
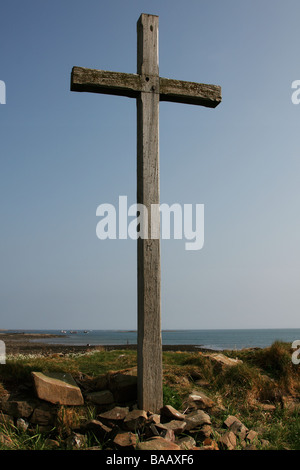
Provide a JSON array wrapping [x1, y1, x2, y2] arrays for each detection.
[[71, 12, 221, 414], [137, 14, 163, 412]]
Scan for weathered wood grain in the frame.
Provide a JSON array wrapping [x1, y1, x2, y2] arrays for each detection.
[[71, 67, 221, 107], [71, 68, 141, 97], [160, 77, 221, 107], [70, 12, 221, 415], [137, 14, 163, 413]]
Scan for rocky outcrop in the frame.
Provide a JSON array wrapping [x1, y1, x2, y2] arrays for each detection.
[[203, 353, 242, 369], [1, 397, 36, 418], [113, 432, 137, 449], [0, 369, 269, 451], [107, 368, 137, 403], [86, 390, 114, 406], [32, 372, 84, 406], [136, 437, 181, 451], [183, 391, 216, 412], [219, 431, 237, 450], [123, 409, 147, 431]]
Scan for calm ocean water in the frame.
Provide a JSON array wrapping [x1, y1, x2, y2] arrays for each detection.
[[6, 328, 300, 350]]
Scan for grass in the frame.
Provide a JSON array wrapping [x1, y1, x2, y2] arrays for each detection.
[[0, 342, 299, 450], [0, 421, 59, 450], [263, 408, 300, 450], [162, 383, 183, 409], [2, 349, 138, 382]]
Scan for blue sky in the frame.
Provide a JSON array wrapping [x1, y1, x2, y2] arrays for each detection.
[[0, 0, 299, 330]]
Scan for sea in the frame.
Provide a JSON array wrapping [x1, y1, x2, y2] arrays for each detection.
[[4, 328, 300, 351]]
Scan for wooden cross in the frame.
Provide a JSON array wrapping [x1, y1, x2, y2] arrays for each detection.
[[70, 13, 221, 413]]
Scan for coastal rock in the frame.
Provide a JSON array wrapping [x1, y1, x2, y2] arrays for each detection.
[[200, 438, 219, 450], [224, 415, 248, 440], [107, 369, 137, 403], [16, 418, 29, 432], [65, 433, 87, 449], [98, 406, 129, 426], [155, 420, 187, 435], [224, 415, 238, 428], [136, 436, 181, 451], [230, 420, 248, 440], [123, 409, 147, 431], [196, 424, 212, 440], [184, 410, 211, 431], [246, 430, 258, 443], [176, 435, 196, 450], [184, 391, 215, 411], [261, 439, 270, 448], [94, 374, 109, 391], [219, 431, 237, 450], [145, 423, 160, 438], [30, 404, 55, 426], [86, 390, 114, 406], [260, 403, 276, 411], [113, 432, 137, 449], [80, 419, 112, 438], [147, 413, 160, 424], [1, 398, 35, 418], [281, 396, 300, 411], [163, 429, 176, 442], [160, 405, 185, 421], [204, 353, 242, 369], [32, 371, 84, 406]]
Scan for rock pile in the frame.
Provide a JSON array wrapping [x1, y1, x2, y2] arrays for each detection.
[[0, 369, 269, 450]]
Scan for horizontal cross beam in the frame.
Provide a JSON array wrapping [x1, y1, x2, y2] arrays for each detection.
[[71, 66, 221, 108]]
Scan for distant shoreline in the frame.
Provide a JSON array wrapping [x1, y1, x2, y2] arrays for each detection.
[[1, 328, 298, 355], [0, 332, 221, 355]]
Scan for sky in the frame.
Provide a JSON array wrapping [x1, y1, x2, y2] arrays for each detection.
[[0, 0, 299, 330]]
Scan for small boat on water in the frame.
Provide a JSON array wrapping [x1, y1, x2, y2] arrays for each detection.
[[70, 331, 78, 334], [84, 330, 89, 334], [61, 330, 67, 334]]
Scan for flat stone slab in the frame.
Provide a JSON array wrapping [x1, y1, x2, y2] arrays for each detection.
[[1, 398, 35, 418], [156, 420, 187, 435], [98, 406, 129, 425], [186, 391, 215, 410], [184, 410, 211, 431], [160, 405, 185, 421], [81, 419, 112, 438], [204, 353, 242, 368], [136, 436, 181, 451], [176, 435, 196, 450], [223, 415, 248, 440], [219, 431, 237, 450], [123, 409, 148, 431], [108, 368, 137, 403], [113, 432, 137, 448], [86, 390, 114, 405], [32, 372, 84, 406]]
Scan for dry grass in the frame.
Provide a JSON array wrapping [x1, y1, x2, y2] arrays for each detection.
[[0, 342, 299, 450]]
